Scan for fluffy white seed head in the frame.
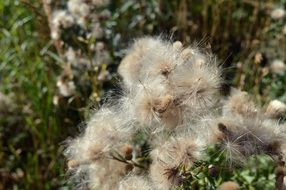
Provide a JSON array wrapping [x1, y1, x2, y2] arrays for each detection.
[[140, 44, 183, 80], [266, 100, 286, 118], [88, 159, 132, 190], [64, 36, 286, 189], [118, 37, 222, 132], [65, 107, 134, 189], [172, 41, 183, 51], [210, 115, 285, 164], [222, 89, 258, 117], [150, 135, 202, 189], [129, 77, 181, 129], [169, 52, 221, 119], [118, 37, 167, 89]]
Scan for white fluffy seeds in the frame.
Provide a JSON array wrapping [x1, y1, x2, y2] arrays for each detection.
[[65, 37, 286, 190]]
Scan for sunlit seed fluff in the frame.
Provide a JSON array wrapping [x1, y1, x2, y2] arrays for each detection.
[[65, 108, 133, 189], [118, 175, 153, 190], [265, 100, 286, 118], [218, 181, 240, 190], [139, 42, 184, 80], [88, 159, 132, 190], [172, 41, 183, 52], [180, 46, 208, 66], [131, 77, 181, 129], [180, 48, 194, 61], [118, 37, 167, 89], [222, 89, 258, 117], [150, 136, 202, 190], [169, 51, 221, 116], [211, 116, 285, 164]]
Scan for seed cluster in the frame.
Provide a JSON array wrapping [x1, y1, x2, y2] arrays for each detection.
[[64, 37, 286, 190]]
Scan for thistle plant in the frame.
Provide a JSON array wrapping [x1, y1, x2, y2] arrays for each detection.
[[64, 37, 286, 190]]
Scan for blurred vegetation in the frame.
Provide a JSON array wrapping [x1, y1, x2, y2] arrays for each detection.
[[0, 0, 285, 189], [0, 0, 67, 189]]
